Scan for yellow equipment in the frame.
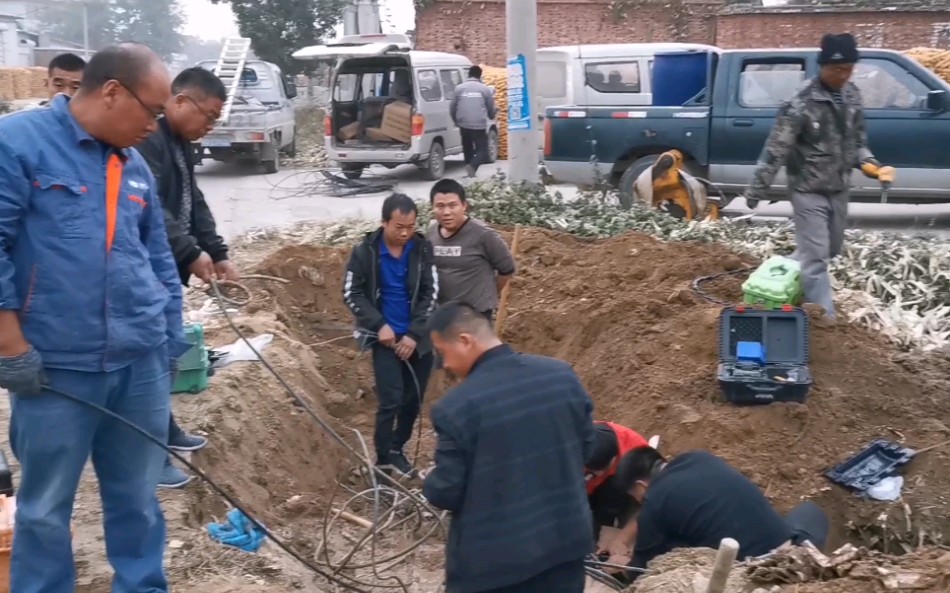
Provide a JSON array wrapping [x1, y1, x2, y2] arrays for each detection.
[[632, 150, 720, 220]]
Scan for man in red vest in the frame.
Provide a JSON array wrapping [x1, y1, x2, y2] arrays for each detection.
[[585, 421, 649, 567]]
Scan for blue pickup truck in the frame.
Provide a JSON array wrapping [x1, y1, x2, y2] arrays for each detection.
[[542, 47, 950, 207]]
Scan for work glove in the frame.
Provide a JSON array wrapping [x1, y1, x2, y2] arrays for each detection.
[[0, 346, 46, 395], [877, 166, 896, 185]]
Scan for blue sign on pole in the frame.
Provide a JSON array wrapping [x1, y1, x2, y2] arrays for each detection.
[[506, 53, 531, 131]]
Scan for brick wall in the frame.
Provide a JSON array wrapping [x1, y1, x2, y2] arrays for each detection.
[[415, 1, 950, 66], [717, 11, 950, 50], [414, 0, 719, 67]]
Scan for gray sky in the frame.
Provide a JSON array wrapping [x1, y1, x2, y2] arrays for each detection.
[[180, 0, 416, 41]]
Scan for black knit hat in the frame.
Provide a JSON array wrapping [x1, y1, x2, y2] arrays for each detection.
[[818, 33, 859, 65], [586, 424, 619, 471]]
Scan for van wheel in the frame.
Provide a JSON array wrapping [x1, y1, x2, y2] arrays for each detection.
[[263, 154, 280, 174], [423, 141, 445, 180], [341, 164, 364, 179], [282, 128, 297, 157], [486, 128, 499, 163]]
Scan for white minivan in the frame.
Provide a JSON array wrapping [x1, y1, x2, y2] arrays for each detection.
[[536, 42, 718, 112], [294, 34, 499, 180]]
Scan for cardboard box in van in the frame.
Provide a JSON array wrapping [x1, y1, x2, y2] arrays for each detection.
[[380, 101, 412, 143], [365, 127, 395, 142], [338, 121, 360, 141]]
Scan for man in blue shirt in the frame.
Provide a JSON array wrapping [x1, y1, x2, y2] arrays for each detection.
[[0, 43, 189, 593], [343, 193, 438, 478]]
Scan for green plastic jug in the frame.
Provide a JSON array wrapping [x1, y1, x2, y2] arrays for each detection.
[[741, 255, 803, 309]]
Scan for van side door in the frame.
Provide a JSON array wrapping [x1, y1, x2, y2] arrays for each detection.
[[709, 54, 810, 195], [847, 56, 950, 201], [438, 67, 464, 152], [416, 68, 448, 155]]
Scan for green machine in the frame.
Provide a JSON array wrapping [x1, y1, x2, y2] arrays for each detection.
[[742, 255, 803, 310], [172, 323, 210, 394]]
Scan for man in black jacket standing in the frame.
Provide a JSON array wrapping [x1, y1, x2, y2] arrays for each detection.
[[423, 302, 595, 593], [137, 67, 240, 488], [343, 193, 438, 478]]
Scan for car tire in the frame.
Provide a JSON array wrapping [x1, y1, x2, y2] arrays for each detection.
[[263, 153, 280, 174], [424, 141, 445, 181], [282, 128, 297, 158], [486, 128, 499, 164], [342, 164, 364, 180], [618, 155, 659, 209]]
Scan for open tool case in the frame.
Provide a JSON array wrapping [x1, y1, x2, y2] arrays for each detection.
[[717, 305, 812, 405]]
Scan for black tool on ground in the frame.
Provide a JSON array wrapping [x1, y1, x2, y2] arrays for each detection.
[[825, 439, 916, 494], [717, 305, 812, 405], [0, 448, 14, 497]]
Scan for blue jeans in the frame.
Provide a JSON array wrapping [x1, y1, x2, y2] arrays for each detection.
[[9, 348, 171, 593]]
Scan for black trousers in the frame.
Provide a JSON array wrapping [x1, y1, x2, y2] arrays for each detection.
[[476, 559, 585, 593], [786, 501, 830, 550], [169, 413, 184, 440], [460, 127, 489, 173], [371, 345, 433, 464]]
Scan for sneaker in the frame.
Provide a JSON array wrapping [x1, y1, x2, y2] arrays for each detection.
[[168, 432, 208, 452], [158, 461, 195, 489], [389, 450, 417, 478], [465, 164, 476, 178]]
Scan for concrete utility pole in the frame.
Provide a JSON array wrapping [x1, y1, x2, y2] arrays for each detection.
[[505, 0, 539, 184]]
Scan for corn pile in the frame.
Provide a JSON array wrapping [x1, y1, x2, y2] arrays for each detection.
[[479, 64, 508, 160], [0, 67, 49, 101], [904, 47, 950, 84]]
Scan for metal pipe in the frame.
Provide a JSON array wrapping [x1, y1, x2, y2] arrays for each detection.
[[81, 2, 89, 58]]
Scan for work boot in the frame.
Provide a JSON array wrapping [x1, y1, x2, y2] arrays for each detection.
[[158, 459, 194, 489], [169, 431, 208, 452], [389, 450, 416, 479]]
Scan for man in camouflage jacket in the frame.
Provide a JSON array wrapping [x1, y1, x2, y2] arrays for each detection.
[[746, 33, 895, 318]]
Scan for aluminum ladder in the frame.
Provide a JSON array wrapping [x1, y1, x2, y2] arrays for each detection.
[[213, 37, 252, 124]]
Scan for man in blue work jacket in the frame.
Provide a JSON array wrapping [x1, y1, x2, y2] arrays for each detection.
[[0, 43, 190, 593]]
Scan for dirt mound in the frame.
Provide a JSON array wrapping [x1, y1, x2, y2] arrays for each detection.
[[168, 227, 950, 591]]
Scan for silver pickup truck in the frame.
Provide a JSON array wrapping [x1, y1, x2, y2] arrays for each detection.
[[193, 60, 298, 174]]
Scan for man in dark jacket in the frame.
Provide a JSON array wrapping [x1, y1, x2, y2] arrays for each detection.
[[423, 302, 595, 593], [616, 447, 829, 581], [745, 33, 895, 318], [450, 66, 497, 177], [137, 66, 239, 488], [41, 52, 86, 104], [343, 193, 438, 478]]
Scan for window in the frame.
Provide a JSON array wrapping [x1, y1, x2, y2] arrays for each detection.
[[585, 61, 640, 93], [537, 61, 567, 98], [851, 59, 931, 110], [418, 69, 442, 101], [738, 61, 806, 108], [333, 73, 358, 101], [439, 68, 462, 99]]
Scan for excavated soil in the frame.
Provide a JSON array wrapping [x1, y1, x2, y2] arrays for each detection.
[[43, 226, 950, 592]]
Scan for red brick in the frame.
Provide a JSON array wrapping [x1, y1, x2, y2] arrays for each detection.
[[415, 0, 950, 67], [717, 12, 950, 50]]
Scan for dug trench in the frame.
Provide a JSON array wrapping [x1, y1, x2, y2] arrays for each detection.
[[144, 227, 950, 592]]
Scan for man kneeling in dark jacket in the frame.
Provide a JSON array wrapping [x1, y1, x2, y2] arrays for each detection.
[[616, 447, 829, 581], [137, 67, 240, 489]]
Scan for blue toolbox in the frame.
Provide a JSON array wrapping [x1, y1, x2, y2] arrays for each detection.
[[717, 305, 812, 405]]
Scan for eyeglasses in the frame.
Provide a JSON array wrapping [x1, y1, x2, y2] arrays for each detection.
[[119, 82, 164, 120], [182, 94, 220, 124]]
